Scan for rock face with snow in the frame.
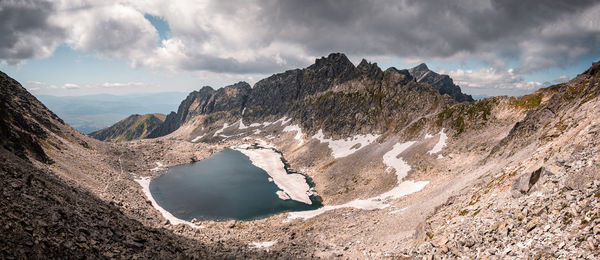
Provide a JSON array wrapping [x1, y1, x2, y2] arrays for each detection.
[[409, 63, 474, 102], [148, 82, 251, 138], [134, 53, 470, 140]]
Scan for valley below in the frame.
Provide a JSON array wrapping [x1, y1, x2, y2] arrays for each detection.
[[1, 54, 600, 259]]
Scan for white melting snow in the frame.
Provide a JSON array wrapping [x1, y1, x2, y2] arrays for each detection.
[[253, 129, 262, 135], [312, 129, 380, 158], [287, 141, 428, 220], [213, 123, 230, 137], [238, 119, 248, 130], [254, 116, 291, 128], [232, 145, 313, 204], [191, 134, 205, 143], [250, 241, 277, 251], [389, 207, 408, 215], [280, 117, 292, 125], [150, 162, 165, 172], [427, 128, 447, 155], [282, 124, 304, 146], [276, 190, 291, 200], [134, 177, 204, 229]]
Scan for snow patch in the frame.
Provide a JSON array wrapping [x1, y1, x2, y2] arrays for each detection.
[[255, 116, 291, 128], [238, 119, 248, 130], [287, 141, 428, 220], [213, 123, 230, 137], [134, 177, 204, 229], [150, 162, 165, 172], [283, 124, 304, 146], [312, 129, 380, 158], [232, 145, 313, 204], [191, 134, 205, 143], [276, 190, 291, 200], [250, 241, 277, 251], [389, 207, 408, 215], [427, 128, 447, 154]]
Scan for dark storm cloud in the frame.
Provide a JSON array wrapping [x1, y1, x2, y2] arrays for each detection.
[[181, 53, 309, 74], [1, 0, 598, 75], [0, 0, 65, 63], [258, 0, 598, 60]]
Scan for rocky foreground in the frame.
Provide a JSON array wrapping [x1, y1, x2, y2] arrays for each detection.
[[1, 57, 599, 258]]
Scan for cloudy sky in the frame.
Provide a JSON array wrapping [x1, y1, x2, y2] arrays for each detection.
[[1, 0, 599, 97]]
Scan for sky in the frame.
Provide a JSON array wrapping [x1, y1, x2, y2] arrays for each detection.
[[1, 0, 599, 97]]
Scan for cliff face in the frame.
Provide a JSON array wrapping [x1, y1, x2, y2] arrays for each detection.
[[147, 81, 251, 138], [244, 53, 361, 122], [409, 63, 474, 102]]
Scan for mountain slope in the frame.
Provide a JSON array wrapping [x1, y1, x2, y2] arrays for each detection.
[[399, 61, 600, 258], [90, 113, 166, 142], [0, 71, 279, 258]]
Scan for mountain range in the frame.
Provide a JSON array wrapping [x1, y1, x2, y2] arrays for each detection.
[[1, 53, 599, 258]]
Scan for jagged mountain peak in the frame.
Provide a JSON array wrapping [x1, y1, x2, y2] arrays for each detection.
[[312, 53, 354, 68], [408, 63, 473, 102], [412, 63, 429, 71], [357, 59, 383, 79]]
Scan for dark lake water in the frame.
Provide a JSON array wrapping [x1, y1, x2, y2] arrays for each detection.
[[149, 148, 321, 221]]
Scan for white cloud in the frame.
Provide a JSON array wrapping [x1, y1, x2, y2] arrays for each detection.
[[51, 1, 158, 63], [63, 83, 80, 89], [100, 82, 146, 88], [27, 80, 45, 85], [440, 68, 543, 90]]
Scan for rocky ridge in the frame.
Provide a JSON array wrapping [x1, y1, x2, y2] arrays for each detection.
[[130, 53, 472, 142]]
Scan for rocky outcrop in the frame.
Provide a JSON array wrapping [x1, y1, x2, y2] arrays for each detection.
[[243, 53, 360, 122], [148, 82, 251, 137], [409, 63, 474, 102], [90, 113, 166, 142]]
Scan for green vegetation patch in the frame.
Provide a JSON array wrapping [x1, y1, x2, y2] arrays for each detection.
[[510, 93, 542, 109]]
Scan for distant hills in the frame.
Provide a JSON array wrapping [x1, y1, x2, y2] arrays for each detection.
[[35, 92, 186, 134], [89, 113, 166, 142]]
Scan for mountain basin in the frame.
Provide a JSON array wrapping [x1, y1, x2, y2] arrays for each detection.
[[149, 147, 321, 221]]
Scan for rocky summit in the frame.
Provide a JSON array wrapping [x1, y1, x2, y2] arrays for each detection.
[[1, 55, 600, 259]]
